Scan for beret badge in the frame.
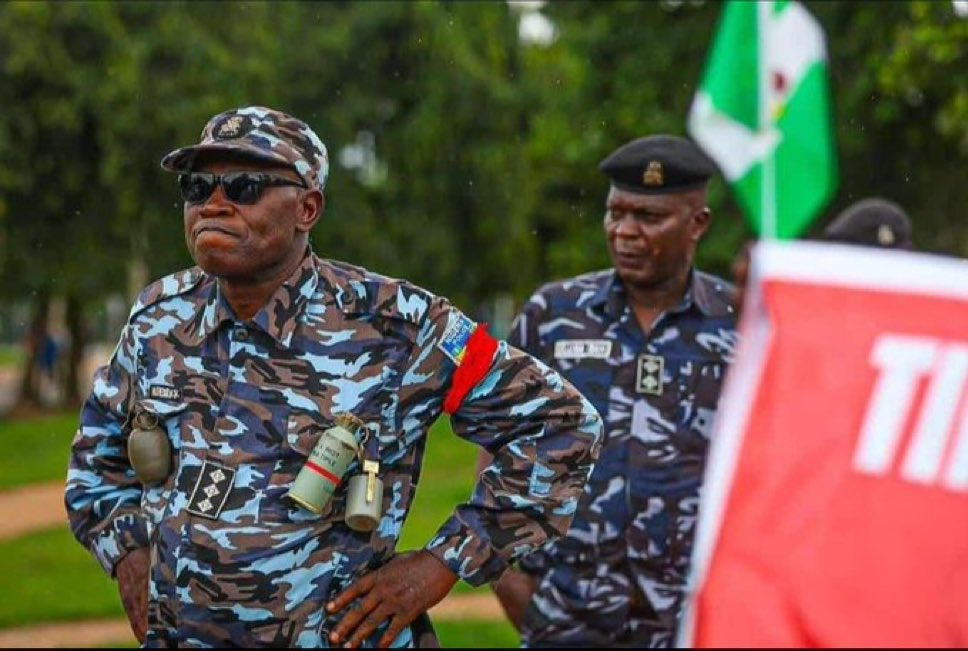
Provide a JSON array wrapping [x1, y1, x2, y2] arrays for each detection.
[[642, 160, 664, 187], [877, 224, 896, 247]]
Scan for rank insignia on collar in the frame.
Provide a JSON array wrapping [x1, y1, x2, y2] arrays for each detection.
[[636, 354, 664, 395], [642, 161, 664, 187], [186, 460, 236, 519]]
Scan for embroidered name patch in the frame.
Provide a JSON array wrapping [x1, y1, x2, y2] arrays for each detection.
[[149, 385, 182, 401], [554, 339, 612, 360], [438, 312, 477, 364]]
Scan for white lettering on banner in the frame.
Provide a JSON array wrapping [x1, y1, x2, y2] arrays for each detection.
[[853, 334, 968, 491]]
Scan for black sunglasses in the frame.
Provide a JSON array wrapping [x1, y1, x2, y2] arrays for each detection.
[[178, 172, 307, 205]]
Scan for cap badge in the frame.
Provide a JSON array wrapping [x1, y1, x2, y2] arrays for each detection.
[[643, 161, 664, 187], [214, 115, 247, 140], [877, 224, 895, 246]]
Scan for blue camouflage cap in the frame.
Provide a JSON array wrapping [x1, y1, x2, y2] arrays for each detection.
[[161, 106, 329, 191]]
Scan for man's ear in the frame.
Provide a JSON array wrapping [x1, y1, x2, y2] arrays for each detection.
[[296, 190, 324, 233], [690, 206, 711, 242]]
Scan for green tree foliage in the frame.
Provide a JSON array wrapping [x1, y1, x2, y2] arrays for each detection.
[[0, 1, 964, 407]]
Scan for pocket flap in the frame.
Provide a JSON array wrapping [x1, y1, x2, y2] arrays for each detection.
[[138, 398, 188, 418]]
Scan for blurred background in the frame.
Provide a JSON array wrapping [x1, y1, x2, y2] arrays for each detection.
[[0, 0, 964, 646]]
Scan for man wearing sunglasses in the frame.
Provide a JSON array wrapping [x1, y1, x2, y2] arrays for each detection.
[[65, 106, 602, 648]]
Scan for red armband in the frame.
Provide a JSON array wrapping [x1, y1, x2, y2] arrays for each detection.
[[443, 324, 499, 414]]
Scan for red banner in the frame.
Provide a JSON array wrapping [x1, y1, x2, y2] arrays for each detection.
[[682, 241, 968, 648]]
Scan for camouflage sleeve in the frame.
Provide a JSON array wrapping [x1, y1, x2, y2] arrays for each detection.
[[65, 324, 149, 576], [411, 298, 603, 587]]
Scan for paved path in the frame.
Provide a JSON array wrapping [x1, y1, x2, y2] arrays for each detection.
[[0, 481, 505, 647], [0, 482, 67, 542], [0, 618, 133, 649]]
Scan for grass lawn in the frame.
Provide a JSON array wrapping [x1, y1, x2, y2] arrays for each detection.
[[0, 344, 24, 367], [0, 414, 519, 646], [0, 527, 123, 628], [0, 411, 78, 490]]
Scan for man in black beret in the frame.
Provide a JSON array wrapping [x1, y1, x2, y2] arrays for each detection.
[[823, 197, 913, 249], [480, 135, 739, 647], [731, 196, 915, 313]]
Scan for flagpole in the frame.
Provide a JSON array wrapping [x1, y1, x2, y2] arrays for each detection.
[[758, 0, 777, 240]]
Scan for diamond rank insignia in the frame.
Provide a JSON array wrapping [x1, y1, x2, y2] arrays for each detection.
[[186, 460, 236, 519], [636, 354, 664, 395]]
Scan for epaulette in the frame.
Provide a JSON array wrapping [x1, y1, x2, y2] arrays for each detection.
[[324, 259, 430, 325], [692, 270, 737, 318], [126, 267, 208, 323]]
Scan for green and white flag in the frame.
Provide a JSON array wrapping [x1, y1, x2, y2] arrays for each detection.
[[688, 0, 837, 239]]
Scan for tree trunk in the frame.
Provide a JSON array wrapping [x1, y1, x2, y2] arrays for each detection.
[[62, 294, 86, 409], [12, 292, 50, 414]]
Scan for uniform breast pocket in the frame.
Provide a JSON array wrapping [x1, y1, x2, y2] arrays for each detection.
[[260, 409, 361, 525], [135, 398, 188, 442], [663, 357, 726, 444], [558, 357, 616, 440]]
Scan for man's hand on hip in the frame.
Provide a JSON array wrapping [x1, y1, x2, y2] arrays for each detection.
[[326, 549, 458, 648]]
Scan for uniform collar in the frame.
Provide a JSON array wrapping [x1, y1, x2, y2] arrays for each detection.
[[590, 267, 732, 319], [192, 248, 320, 348], [690, 269, 735, 318]]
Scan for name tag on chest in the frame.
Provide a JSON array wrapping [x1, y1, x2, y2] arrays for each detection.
[[554, 339, 612, 360]]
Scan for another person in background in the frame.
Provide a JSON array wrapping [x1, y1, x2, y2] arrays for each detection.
[[732, 196, 915, 312], [481, 135, 739, 647], [822, 196, 913, 249], [65, 106, 602, 648]]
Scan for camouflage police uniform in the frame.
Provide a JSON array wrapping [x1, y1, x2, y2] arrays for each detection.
[[510, 138, 739, 648], [65, 107, 603, 648]]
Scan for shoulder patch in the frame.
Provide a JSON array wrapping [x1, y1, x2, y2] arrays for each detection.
[[128, 267, 207, 322], [438, 311, 477, 364]]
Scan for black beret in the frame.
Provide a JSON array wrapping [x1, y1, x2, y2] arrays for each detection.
[[598, 135, 716, 195], [823, 198, 913, 249]]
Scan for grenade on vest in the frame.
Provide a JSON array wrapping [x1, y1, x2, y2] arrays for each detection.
[[288, 419, 361, 515], [127, 410, 172, 484]]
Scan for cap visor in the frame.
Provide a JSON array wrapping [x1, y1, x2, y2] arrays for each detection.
[[160, 143, 293, 173]]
